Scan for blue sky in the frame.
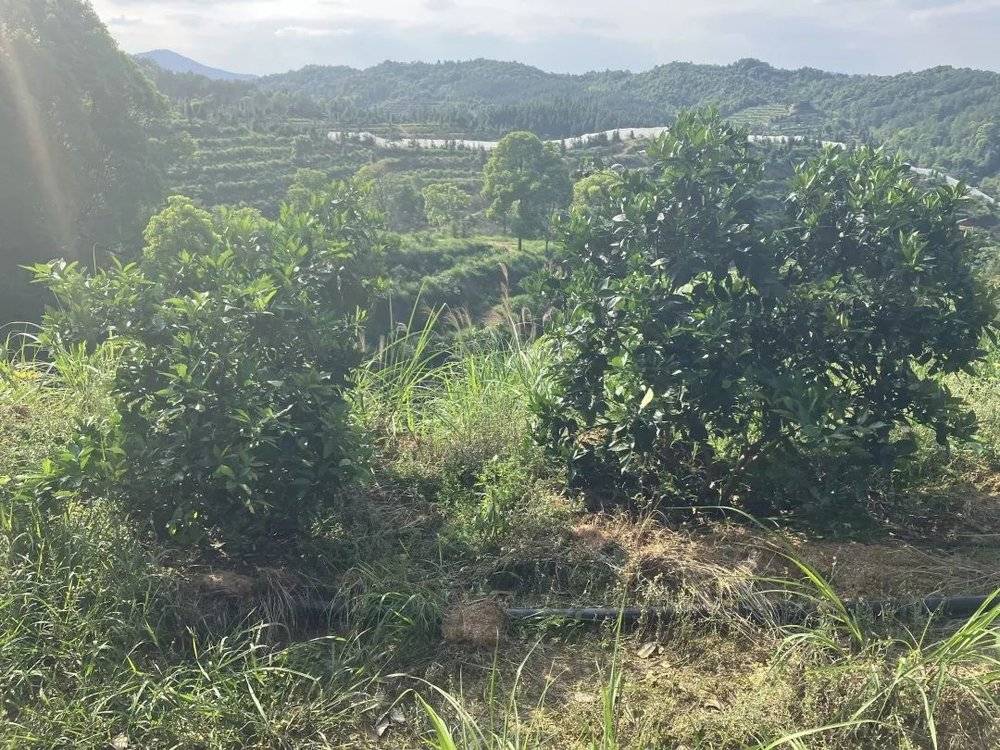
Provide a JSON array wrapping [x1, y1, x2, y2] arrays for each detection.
[[89, 0, 1000, 75]]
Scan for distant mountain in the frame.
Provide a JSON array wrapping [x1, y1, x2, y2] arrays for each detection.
[[135, 49, 256, 81]]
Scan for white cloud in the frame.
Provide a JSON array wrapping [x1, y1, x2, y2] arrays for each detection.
[[908, 0, 1000, 20], [106, 14, 143, 26], [274, 25, 352, 38], [88, 0, 1000, 74]]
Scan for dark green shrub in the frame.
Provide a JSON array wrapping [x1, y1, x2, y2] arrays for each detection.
[[32, 184, 389, 554], [536, 110, 996, 505]]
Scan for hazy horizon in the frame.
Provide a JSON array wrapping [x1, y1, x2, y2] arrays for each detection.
[[90, 0, 1000, 77]]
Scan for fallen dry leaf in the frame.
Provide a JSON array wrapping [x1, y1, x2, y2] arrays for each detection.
[[374, 704, 407, 738]]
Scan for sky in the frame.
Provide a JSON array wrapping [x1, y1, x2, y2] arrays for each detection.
[[89, 0, 1000, 76]]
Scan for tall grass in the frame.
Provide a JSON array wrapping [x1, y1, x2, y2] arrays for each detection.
[[1, 493, 381, 747], [404, 633, 623, 750], [0, 334, 117, 489], [348, 308, 565, 554], [405, 649, 557, 750], [769, 556, 1000, 748], [351, 306, 546, 470], [387, 558, 1000, 750]]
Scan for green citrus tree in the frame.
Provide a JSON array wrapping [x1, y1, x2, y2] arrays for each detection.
[[31, 180, 389, 555], [570, 169, 621, 215], [536, 110, 996, 505]]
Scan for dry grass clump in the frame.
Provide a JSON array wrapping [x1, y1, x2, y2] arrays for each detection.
[[563, 510, 1000, 608], [783, 537, 1000, 597], [565, 515, 769, 612], [441, 598, 508, 646], [174, 566, 323, 638], [194, 569, 258, 598]]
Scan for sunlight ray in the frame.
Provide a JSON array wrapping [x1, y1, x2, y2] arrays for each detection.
[[0, 27, 75, 256]]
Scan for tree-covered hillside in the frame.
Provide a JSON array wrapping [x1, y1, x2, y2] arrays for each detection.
[[135, 56, 1000, 220], [257, 60, 660, 137], [254, 58, 1000, 187]]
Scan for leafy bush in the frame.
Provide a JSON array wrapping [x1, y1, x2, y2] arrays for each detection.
[[422, 182, 471, 236], [32, 184, 389, 553], [537, 110, 997, 504]]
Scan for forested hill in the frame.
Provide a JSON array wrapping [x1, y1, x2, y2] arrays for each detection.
[[258, 58, 1000, 187]]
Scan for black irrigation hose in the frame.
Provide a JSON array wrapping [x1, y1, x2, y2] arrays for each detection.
[[506, 595, 995, 625], [291, 595, 994, 627]]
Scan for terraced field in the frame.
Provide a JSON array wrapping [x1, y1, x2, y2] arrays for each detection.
[[167, 123, 373, 210], [165, 111, 995, 215], [165, 119, 648, 213]]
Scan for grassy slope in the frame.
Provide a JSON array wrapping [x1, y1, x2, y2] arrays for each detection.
[[4, 321, 1000, 748]]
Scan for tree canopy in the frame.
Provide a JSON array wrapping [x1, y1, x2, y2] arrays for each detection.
[[0, 0, 167, 323], [570, 169, 621, 215], [482, 132, 570, 250]]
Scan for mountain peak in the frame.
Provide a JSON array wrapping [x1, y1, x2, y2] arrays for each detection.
[[135, 50, 256, 82]]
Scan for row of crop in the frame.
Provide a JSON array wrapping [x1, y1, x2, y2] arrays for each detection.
[[194, 145, 295, 161], [190, 158, 296, 179]]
